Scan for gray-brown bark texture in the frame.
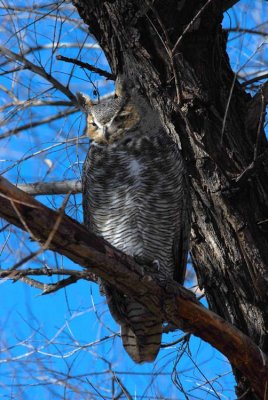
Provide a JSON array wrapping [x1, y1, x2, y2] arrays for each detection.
[[72, 0, 268, 398]]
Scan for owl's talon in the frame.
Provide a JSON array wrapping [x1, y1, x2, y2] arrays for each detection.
[[152, 259, 161, 271]]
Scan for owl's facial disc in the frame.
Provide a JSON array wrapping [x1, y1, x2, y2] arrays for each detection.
[[87, 101, 141, 144]]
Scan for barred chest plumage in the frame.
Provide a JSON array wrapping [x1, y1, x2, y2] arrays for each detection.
[[83, 131, 187, 282]]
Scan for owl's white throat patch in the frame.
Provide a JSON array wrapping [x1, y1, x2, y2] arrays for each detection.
[[129, 159, 141, 178]]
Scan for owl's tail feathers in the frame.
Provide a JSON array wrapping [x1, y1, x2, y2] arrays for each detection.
[[121, 324, 162, 363], [120, 301, 162, 363]]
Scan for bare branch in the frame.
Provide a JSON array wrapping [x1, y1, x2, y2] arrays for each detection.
[[0, 175, 267, 398], [172, 0, 214, 55], [41, 276, 81, 294], [0, 46, 77, 104], [0, 84, 18, 100], [112, 373, 132, 400], [228, 28, 268, 38], [2, 135, 86, 175], [0, 267, 97, 283], [0, 100, 73, 113], [56, 55, 115, 80], [23, 42, 100, 54], [18, 276, 46, 291], [18, 180, 82, 196], [161, 333, 191, 348], [233, 148, 268, 187], [0, 108, 77, 139], [241, 74, 268, 87], [0, 44, 100, 70]]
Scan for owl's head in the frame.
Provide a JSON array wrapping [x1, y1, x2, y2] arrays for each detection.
[[77, 93, 140, 144]]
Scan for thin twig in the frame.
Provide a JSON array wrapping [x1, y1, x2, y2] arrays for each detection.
[[172, 0, 214, 55], [161, 333, 191, 348], [257, 218, 268, 226], [10, 199, 40, 242], [1, 135, 87, 175], [0, 100, 73, 113], [0, 43, 100, 70], [234, 149, 268, 186], [254, 91, 266, 161], [111, 372, 133, 400], [221, 73, 237, 144], [41, 192, 71, 252], [145, 3, 183, 103], [8, 252, 42, 272], [0, 108, 77, 139], [0, 84, 18, 100]]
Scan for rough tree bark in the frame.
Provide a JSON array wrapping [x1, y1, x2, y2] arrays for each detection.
[[71, 0, 268, 398]]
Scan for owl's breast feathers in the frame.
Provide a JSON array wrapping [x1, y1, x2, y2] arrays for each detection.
[[83, 131, 190, 288]]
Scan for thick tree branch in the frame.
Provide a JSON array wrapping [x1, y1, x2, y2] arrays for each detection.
[[0, 175, 267, 398]]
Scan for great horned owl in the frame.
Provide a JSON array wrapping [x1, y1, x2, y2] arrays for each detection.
[[78, 88, 191, 363]]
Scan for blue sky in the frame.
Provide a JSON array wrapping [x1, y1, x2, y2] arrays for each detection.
[[0, 1, 267, 399]]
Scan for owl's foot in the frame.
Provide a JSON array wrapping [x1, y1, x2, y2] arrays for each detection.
[[133, 255, 158, 278], [133, 256, 169, 281], [146, 259, 168, 282]]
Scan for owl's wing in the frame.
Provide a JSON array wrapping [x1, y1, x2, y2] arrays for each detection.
[[173, 176, 191, 284], [82, 156, 92, 227]]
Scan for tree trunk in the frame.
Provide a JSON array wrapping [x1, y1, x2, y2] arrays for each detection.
[[72, 1, 268, 397]]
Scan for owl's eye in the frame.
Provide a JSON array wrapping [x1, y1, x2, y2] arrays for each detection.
[[114, 114, 127, 122]]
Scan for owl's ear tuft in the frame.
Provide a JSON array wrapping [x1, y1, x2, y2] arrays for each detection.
[[115, 79, 125, 97], [76, 92, 95, 113], [115, 74, 131, 97]]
